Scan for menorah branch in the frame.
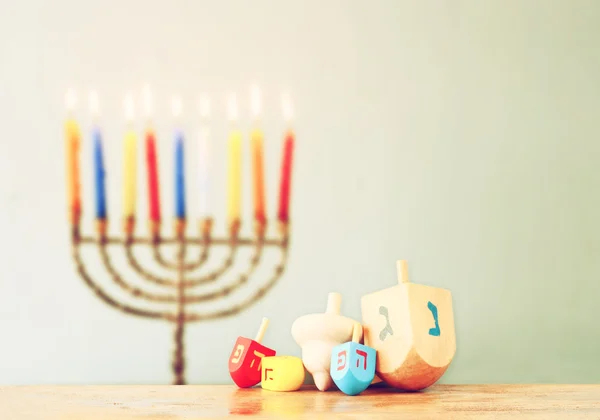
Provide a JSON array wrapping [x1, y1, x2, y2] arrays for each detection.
[[72, 243, 169, 320], [182, 244, 288, 322], [125, 241, 239, 288], [152, 242, 209, 271], [98, 241, 265, 304], [124, 243, 176, 287]]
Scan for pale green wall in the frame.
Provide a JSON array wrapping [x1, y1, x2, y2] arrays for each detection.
[[0, 0, 598, 384]]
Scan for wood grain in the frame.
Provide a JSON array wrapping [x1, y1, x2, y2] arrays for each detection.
[[0, 385, 598, 419]]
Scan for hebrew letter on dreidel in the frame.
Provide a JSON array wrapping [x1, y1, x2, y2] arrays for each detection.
[[336, 350, 347, 371], [250, 350, 266, 369], [356, 349, 367, 370], [231, 344, 245, 364], [427, 301, 440, 337], [379, 306, 394, 341]]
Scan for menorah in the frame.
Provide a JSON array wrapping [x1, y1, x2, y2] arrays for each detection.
[[64, 87, 294, 384]]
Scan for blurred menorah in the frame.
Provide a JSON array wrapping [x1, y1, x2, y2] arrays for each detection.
[[65, 86, 295, 384]]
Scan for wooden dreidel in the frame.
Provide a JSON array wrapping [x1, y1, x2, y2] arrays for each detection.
[[261, 356, 305, 391], [291, 292, 357, 391], [330, 322, 376, 396], [228, 317, 276, 388], [361, 260, 456, 391]]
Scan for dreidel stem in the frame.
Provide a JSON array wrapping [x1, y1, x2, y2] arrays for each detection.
[[397, 260, 410, 284], [351, 322, 363, 343], [325, 292, 342, 315], [254, 317, 270, 343]]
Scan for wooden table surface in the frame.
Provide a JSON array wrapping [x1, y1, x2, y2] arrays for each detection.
[[0, 384, 599, 419]]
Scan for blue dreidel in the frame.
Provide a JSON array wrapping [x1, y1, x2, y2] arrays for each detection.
[[330, 322, 376, 396]]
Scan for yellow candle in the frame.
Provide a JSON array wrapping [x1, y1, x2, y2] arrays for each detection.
[[250, 85, 266, 225], [227, 93, 242, 225], [123, 94, 137, 219], [228, 129, 242, 224]]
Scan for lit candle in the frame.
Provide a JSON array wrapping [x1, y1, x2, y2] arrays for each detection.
[[198, 94, 210, 220], [277, 92, 295, 224], [143, 86, 161, 228], [64, 89, 81, 225], [123, 93, 137, 222], [173, 96, 186, 219], [250, 84, 266, 226], [90, 91, 106, 220], [227, 93, 242, 227]]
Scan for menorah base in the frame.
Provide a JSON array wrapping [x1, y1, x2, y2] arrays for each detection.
[[173, 317, 186, 385]]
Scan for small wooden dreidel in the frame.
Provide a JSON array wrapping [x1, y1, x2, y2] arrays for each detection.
[[261, 356, 305, 392], [361, 260, 456, 391], [330, 322, 376, 396], [229, 317, 276, 388], [291, 292, 357, 391]]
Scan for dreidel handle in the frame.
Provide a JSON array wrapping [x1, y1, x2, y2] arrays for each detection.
[[351, 322, 363, 343], [325, 292, 342, 315], [254, 317, 270, 343], [397, 260, 410, 284]]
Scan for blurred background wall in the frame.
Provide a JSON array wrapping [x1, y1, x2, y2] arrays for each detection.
[[0, 0, 599, 384]]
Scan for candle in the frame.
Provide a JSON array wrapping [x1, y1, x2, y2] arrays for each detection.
[[64, 89, 81, 224], [146, 131, 161, 223], [198, 94, 210, 219], [227, 93, 242, 225], [277, 92, 295, 224], [143, 86, 161, 224], [90, 91, 106, 219], [123, 93, 137, 220], [173, 96, 186, 219], [250, 84, 266, 225]]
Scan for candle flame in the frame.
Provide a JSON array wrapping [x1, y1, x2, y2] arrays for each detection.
[[199, 94, 210, 119], [250, 84, 261, 119], [281, 91, 293, 122], [172, 95, 183, 118], [227, 93, 239, 122], [89, 90, 99, 117], [124, 93, 135, 121], [142, 84, 153, 118], [65, 88, 77, 112]]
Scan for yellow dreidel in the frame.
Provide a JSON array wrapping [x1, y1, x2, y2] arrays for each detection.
[[361, 260, 456, 390], [261, 356, 305, 392]]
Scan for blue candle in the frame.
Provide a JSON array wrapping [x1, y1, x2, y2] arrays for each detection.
[[93, 127, 107, 219], [175, 130, 186, 219]]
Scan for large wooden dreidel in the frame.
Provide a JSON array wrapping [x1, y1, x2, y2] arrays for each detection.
[[229, 317, 276, 388], [330, 322, 376, 396], [361, 260, 456, 391], [291, 292, 356, 391]]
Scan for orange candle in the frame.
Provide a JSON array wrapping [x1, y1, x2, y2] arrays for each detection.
[[250, 85, 266, 225], [65, 89, 81, 224], [251, 130, 266, 224]]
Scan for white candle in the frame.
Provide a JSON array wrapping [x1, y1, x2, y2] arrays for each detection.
[[198, 94, 210, 219]]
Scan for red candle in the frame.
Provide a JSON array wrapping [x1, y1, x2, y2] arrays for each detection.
[[146, 130, 161, 223], [277, 130, 294, 223]]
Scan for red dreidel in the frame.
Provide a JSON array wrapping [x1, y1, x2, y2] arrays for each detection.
[[229, 317, 276, 388]]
